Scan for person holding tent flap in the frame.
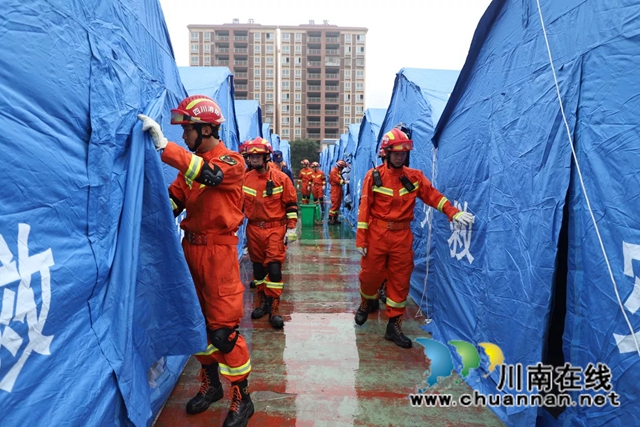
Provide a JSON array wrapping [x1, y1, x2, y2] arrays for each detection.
[[242, 137, 298, 329], [297, 159, 313, 204], [137, 94, 253, 427], [328, 160, 348, 224], [354, 124, 475, 349]]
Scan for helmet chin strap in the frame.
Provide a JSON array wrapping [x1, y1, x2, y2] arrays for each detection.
[[190, 124, 215, 153]]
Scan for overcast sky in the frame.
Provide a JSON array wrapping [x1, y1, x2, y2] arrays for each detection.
[[158, 0, 492, 109]]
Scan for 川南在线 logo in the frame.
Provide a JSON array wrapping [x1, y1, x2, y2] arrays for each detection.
[[415, 337, 504, 388]]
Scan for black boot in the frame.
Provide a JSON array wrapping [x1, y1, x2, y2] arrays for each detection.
[[186, 364, 223, 414], [251, 290, 269, 319], [354, 297, 378, 326], [385, 315, 413, 348], [249, 280, 257, 289], [223, 379, 254, 427], [268, 296, 284, 329], [378, 280, 387, 303]]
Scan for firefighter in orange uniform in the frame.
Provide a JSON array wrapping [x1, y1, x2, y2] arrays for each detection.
[[242, 138, 298, 329], [309, 162, 326, 212], [138, 95, 253, 427], [297, 159, 313, 204], [329, 160, 347, 224], [354, 126, 475, 349], [376, 147, 388, 303]]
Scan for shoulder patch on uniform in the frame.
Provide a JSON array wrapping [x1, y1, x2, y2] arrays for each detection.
[[219, 155, 238, 165]]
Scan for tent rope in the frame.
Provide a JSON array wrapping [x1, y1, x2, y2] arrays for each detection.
[[417, 146, 438, 323], [536, 0, 640, 356]]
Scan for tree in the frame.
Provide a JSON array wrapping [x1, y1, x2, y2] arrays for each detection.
[[289, 138, 321, 175]]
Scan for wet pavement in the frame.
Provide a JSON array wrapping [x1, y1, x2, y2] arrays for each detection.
[[154, 212, 505, 427]]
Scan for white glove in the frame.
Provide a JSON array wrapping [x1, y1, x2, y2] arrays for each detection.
[[453, 211, 475, 228], [137, 114, 168, 151], [357, 247, 367, 257], [284, 228, 297, 245]]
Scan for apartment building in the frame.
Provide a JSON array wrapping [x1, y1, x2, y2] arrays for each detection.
[[187, 21, 367, 141]]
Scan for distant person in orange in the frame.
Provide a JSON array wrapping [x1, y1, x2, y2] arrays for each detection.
[[328, 160, 347, 224], [137, 95, 254, 426], [297, 159, 313, 204], [242, 138, 298, 329], [355, 125, 475, 349], [309, 162, 326, 212]]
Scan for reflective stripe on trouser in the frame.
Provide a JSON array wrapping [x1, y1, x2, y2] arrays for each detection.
[[182, 240, 251, 381], [247, 224, 286, 298], [330, 185, 343, 216], [358, 226, 414, 318]]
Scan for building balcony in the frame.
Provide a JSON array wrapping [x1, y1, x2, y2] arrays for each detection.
[[234, 35, 248, 41], [307, 61, 322, 66], [215, 60, 230, 66], [307, 97, 322, 103], [308, 36, 321, 42], [215, 35, 229, 41], [307, 85, 322, 91], [234, 60, 248, 66], [308, 49, 322, 54], [234, 48, 248, 53], [325, 58, 340, 66], [235, 72, 248, 78], [325, 49, 338, 55], [326, 37, 339, 43], [236, 84, 248, 90], [325, 73, 339, 80], [307, 73, 322, 79], [307, 109, 321, 115]]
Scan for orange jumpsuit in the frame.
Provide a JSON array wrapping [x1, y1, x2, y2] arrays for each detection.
[[243, 166, 298, 298], [356, 165, 461, 318], [309, 169, 326, 204], [163, 141, 251, 383], [298, 167, 313, 204], [329, 166, 345, 219]]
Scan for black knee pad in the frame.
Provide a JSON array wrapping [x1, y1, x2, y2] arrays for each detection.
[[267, 261, 282, 283], [209, 327, 239, 354], [252, 262, 266, 280]]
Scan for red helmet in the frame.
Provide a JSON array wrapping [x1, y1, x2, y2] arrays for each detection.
[[244, 137, 273, 154], [336, 160, 347, 168], [380, 128, 413, 152], [239, 141, 248, 156], [301, 159, 310, 167], [171, 95, 225, 125], [378, 148, 386, 158], [311, 161, 319, 168]]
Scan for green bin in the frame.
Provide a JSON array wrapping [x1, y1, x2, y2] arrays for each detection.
[[300, 204, 318, 227]]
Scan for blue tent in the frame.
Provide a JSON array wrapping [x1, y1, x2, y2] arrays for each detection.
[[0, 1, 205, 426], [374, 68, 460, 313], [427, 1, 640, 426], [262, 123, 273, 141], [178, 67, 240, 152], [351, 109, 386, 232], [279, 139, 292, 168], [235, 100, 263, 143], [270, 133, 281, 152], [341, 124, 362, 225]]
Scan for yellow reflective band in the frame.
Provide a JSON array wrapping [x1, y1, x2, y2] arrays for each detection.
[[437, 197, 449, 212], [219, 360, 252, 377], [264, 186, 284, 196], [265, 280, 284, 289], [360, 289, 378, 300], [386, 297, 407, 308], [373, 186, 394, 196], [453, 212, 465, 220], [170, 199, 178, 210], [386, 131, 395, 140], [340, 179, 345, 185], [357, 222, 368, 229], [254, 278, 265, 286], [195, 344, 219, 356], [185, 155, 204, 182], [185, 98, 208, 110], [329, 210, 338, 215], [243, 186, 257, 196], [399, 181, 420, 196], [287, 212, 298, 219]]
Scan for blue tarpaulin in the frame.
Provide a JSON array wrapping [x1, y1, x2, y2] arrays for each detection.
[[426, 1, 640, 426], [0, 1, 205, 425], [351, 109, 386, 232], [178, 66, 240, 153], [262, 123, 272, 141], [279, 139, 292, 168], [235, 100, 263, 143], [270, 133, 281, 152], [341, 124, 362, 226]]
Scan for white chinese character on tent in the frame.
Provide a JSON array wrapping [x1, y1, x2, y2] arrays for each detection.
[[447, 201, 474, 264], [0, 223, 55, 392], [613, 241, 640, 353]]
